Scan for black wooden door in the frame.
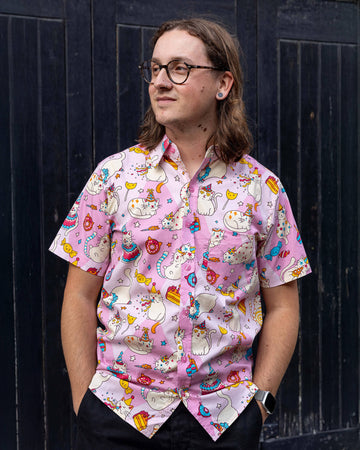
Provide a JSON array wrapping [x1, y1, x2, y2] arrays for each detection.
[[1, 1, 358, 448]]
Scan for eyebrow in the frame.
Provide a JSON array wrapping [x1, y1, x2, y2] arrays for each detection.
[[151, 56, 193, 64]]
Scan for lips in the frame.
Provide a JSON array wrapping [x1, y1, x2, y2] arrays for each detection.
[[156, 97, 176, 103]]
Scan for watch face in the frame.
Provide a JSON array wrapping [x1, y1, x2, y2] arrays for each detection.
[[264, 392, 276, 413]]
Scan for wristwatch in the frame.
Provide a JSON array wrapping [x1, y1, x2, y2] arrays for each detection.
[[254, 390, 276, 414]]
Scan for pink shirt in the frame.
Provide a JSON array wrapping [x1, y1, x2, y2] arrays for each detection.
[[50, 136, 311, 441]]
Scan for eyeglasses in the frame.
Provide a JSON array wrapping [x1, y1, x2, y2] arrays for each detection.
[[139, 59, 225, 85]]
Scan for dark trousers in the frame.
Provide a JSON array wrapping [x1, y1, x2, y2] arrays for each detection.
[[75, 389, 262, 450]]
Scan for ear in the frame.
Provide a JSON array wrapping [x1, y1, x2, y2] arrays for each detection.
[[216, 71, 234, 100]]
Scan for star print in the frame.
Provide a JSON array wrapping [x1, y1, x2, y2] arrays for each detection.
[[258, 221, 262, 225], [217, 403, 222, 409], [167, 243, 172, 247], [175, 176, 180, 182], [97, 225, 103, 229], [167, 198, 173, 203], [277, 265, 281, 270], [134, 221, 140, 227], [172, 234, 178, 240], [217, 360, 222, 365], [217, 180, 223, 184], [116, 174, 120, 179], [237, 201, 243, 206], [130, 355, 136, 361], [204, 286, 210, 291], [135, 325, 140, 330], [267, 201, 273, 207], [160, 380, 165, 384], [78, 239, 82, 244], [172, 315, 178, 321], [161, 340, 166, 346], [138, 188, 144, 193]]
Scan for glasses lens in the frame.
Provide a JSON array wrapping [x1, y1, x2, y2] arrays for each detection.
[[168, 60, 189, 84], [141, 61, 153, 83]]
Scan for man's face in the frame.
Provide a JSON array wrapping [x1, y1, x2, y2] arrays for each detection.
[[149, 29, 220, 136]]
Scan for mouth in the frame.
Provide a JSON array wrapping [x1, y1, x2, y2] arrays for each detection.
[[156, 97, 176, 104]]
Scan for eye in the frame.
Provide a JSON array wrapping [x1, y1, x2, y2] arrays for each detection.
[[151, 63, 160, 75], [171, 61, 188, 73]]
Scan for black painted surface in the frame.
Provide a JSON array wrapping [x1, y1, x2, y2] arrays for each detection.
[[1, 1, 358, 448]]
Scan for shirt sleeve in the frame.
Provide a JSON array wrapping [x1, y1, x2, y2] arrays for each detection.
[[49, 162, 113, 276], [256, 180, 311, 288]]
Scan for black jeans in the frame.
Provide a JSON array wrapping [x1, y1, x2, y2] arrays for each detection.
[[75, 389, 262, 450]]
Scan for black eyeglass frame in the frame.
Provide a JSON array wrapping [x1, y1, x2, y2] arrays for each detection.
[[138, 59, 226, 85]]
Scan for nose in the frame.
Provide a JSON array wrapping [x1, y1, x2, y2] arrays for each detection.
[[153, 67, 172, 89]]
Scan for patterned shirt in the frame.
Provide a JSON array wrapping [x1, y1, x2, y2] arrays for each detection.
[[50, 136, 311, 441]]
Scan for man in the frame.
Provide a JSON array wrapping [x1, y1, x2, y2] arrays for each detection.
[[51, 18, 311, 449]]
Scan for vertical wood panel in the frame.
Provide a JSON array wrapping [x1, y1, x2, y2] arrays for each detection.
[[299, 42, 320, 434], [319, 43, 341, 432], [0, 16, 17, 450], [40, 19, 70, 449], [11, 16, 44, 449], [117, 25, 142, 151], [339, 44, 358, 429], [278, 40, 301, 437]]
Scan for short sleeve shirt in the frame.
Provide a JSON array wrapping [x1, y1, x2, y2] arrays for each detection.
[[50, 136, 311, 441]]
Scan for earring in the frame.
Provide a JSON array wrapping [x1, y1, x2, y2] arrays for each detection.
[[217, 92, 224, 98]]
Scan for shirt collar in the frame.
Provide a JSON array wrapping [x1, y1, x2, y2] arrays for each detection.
[[147, 135, 218, 169]]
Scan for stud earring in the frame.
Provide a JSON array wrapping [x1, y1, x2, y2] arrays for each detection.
[[217, 92, 224, 98]]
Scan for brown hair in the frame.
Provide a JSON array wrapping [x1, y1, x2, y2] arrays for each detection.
[[138, 18, 253, 163]]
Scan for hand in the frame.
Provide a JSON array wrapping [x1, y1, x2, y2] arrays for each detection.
[[256, 399, 269, 424]]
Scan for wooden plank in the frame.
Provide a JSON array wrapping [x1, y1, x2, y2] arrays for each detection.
[[0, 0, 64, 18], [10, 16, 44, 449], [298, 41, 320, 434], [257, 0, 280, 172], [116, 0, 236, 29], [0, 15, 17, 450], [65, 0, 93, 198], [339, 44, 358, 429], [277, 0, 358, 44], [319, 43, 341, 432], [117, 25, 142, 151], [261, 426, 360, 449], [39, 18, 72, 449], [277, 40, 301, 437]]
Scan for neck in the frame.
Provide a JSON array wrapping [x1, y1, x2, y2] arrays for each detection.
[[166, 126, 215, 178]]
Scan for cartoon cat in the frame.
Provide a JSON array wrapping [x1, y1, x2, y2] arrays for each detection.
[[141, 388, 178, 411], [223, 204, 254, 233], [157, 243, 195, 280], [100, 185, 121, 215], [191, 321, 216, 356], [161, 182, 190, 231], [141, 285, 166, 333], [102, 268, 133, 308], [89, 371, 111, 390], [124, 328, 153, 354], [208, 228, 225, 248], [127, 189, 160, 219], [100, 153, 126, 180], [105, 312, 125, 340], [276, 204, 291, 244], [121, 228, 142, 266], [216, 390, 238, 427], [198, 158, 227, 181], [197, 184, 222, 216], [107, 396, 133, 420], [154, 328, 185, 373], [223, 237, 254, 265], [85, 173, 104, 195], [188, 293, 217, 320], [247, 168, 262, 204], [281, 256, 310, 283], [84, 232, 110, 263]]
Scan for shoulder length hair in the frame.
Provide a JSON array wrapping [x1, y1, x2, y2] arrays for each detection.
[[138, 18, 253, 164]]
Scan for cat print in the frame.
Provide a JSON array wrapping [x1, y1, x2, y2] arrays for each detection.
[[154, 328, 185, 373], [157, 243, 195, 280], [223, 204, 254, 233], [85, 173, 105, 195], [141, 387, 178, 411], [191, 321, 216, 356], [208, 228, 225, 248], [99, 185, 122, 215], [216, 390, 238, 427], [197, 184, 222, 216], [124, 328, 153, 354], [137, 155, 167, 183], [247, 168, 262, 204], [100, 153, 126, 181], [198, 158, 227, 181], [223, 236, 254, 265], [281, 256, 310, 283], [84, 232, 110, 263], [89, 371, 111, 390], [104, 312, 125, 340], [121, 228, 142, 266], [107, 396, 134, 420], [103, 268, 133, 308], [61, 194, 81, 236], [188, 293, 217, 320], [161, 182, 190, 231], [141, 284, 166, 333], [276, 204, 291, 244], [128, 189, 160, 219]]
